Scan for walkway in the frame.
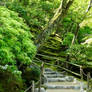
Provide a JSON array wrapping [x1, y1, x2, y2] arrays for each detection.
[[44, 68, 86, 92]]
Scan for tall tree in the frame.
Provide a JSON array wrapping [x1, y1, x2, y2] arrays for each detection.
[[35, 0, 74, 50], [71, 0, 92, 45]]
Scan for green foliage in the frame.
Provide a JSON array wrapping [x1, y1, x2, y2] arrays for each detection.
[[59, 0, 92, 68], [1, 0, 92, 84], [0, 65, 24, 92], [78, 26, 92, 42], [23, 64, 41, 83], [63, 32, 74, 46], [0, 6, 36, 65], [67, 43, 92, 66], [69, 0, 90, 22], [6, 2, 28, 23], [5, 0, 60, 38], [67, 44, 87, 65], [0, 6, 36, 91]]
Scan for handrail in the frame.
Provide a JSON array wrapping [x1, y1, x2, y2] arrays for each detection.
[[33, 58, 81, 77], [36, 54, 81, 67], [33, 57, 92, 91]]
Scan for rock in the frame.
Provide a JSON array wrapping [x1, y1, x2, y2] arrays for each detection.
[[65, 76, 74, 82], [35, 88, 46, 92]]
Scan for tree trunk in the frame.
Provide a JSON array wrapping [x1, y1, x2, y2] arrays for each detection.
[[71, 0, 92, 45], [35, 0, 74, 50]]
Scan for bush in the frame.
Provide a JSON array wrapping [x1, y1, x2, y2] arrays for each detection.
[[23, 64, 41, 85], [0, 65, 24, 92], [0, 6, 36, 65], [0, 6, 36, 91]]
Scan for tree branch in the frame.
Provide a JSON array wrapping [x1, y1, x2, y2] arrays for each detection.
[[35, 0, 74, 50], [71, 0, 92, 45], [86, 0, 92, 13]]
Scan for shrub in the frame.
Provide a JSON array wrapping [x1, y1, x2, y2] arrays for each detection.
[[0, 6, 36, 91], [0, 6, 36, 65]]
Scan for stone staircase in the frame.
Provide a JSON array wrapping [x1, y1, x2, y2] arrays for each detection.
[[44, 68, 87, 92]]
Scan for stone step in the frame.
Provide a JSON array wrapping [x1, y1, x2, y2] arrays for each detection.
[[46, 85, 80, 89], [46, 89, 80, 92], [45, 74, 65, 78], [44, 69, 66, 74], [47, 77, 74, 82], [47, 81, 79, 86], [45, 68, 52, 71], [44, 71, 59, 74]]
